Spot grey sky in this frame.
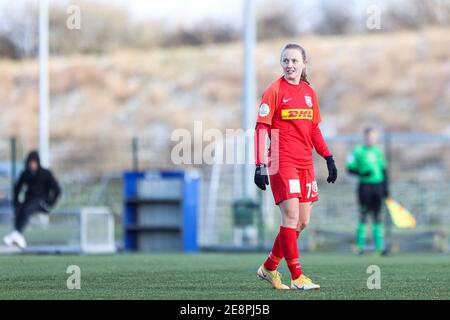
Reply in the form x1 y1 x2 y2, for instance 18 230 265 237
0 0 390 31
0 0 321 27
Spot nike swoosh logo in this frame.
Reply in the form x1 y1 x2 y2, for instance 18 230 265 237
283 98 292 103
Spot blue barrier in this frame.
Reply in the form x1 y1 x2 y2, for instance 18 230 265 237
123 170 199 252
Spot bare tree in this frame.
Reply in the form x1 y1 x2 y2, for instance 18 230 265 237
49 0 133 55
257 0 300 40
162 20 238 47
0 1 38 58
314 0 355 35
386 0 450 30
0 35 19 59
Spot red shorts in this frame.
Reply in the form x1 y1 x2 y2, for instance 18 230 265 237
269 167 319 204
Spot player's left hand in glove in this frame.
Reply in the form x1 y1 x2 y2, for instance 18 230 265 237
383 186 389 199
254 164 269 190
382 169 389 198
382 180 389 198
39 200 52 214
325 156 338 183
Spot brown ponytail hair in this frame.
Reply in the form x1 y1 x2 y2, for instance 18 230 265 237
281 43 309 84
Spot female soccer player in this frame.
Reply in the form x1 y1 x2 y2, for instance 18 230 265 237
254 43 337 290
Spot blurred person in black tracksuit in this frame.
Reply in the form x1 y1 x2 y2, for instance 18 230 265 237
3 151 61 249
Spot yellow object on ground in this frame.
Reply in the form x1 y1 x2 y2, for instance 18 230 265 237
385 198 416 228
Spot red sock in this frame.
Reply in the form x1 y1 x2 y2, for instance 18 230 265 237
263 231 301 271
279 226 302 280
264 233 283 271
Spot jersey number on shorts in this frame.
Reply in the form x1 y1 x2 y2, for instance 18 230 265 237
306 181 318 198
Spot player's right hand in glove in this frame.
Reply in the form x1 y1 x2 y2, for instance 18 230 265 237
359 170 373 177
347 168 372 177
254 164 269 190
325 156 338 183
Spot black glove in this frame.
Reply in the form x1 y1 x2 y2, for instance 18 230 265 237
325 156 338 183
39 200 52 213
254 164 269 190
348 168 372 177
382 169 389 198
383 185 389 198
359 170 373 177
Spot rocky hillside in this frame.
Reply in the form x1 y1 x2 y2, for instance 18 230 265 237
0 27 449 177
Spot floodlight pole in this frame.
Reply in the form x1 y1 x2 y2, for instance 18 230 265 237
243 0 256 199
39 0 50 167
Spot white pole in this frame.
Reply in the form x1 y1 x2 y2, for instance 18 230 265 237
205 145 223 245
39 0 50 167
243 0 256 199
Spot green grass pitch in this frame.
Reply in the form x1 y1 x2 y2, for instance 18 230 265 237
0 253 449 299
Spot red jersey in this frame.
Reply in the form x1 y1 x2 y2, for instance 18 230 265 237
255 76 331 169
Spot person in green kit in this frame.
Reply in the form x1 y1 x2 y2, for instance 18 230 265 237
347 127 389 256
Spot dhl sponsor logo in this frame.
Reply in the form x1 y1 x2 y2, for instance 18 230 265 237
281 109 313 120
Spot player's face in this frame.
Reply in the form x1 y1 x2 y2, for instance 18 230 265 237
28 160 38 172
280 49 305 84
365 130 379 146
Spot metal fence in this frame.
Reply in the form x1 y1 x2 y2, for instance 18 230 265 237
198 133 450 250
0 133 449 249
